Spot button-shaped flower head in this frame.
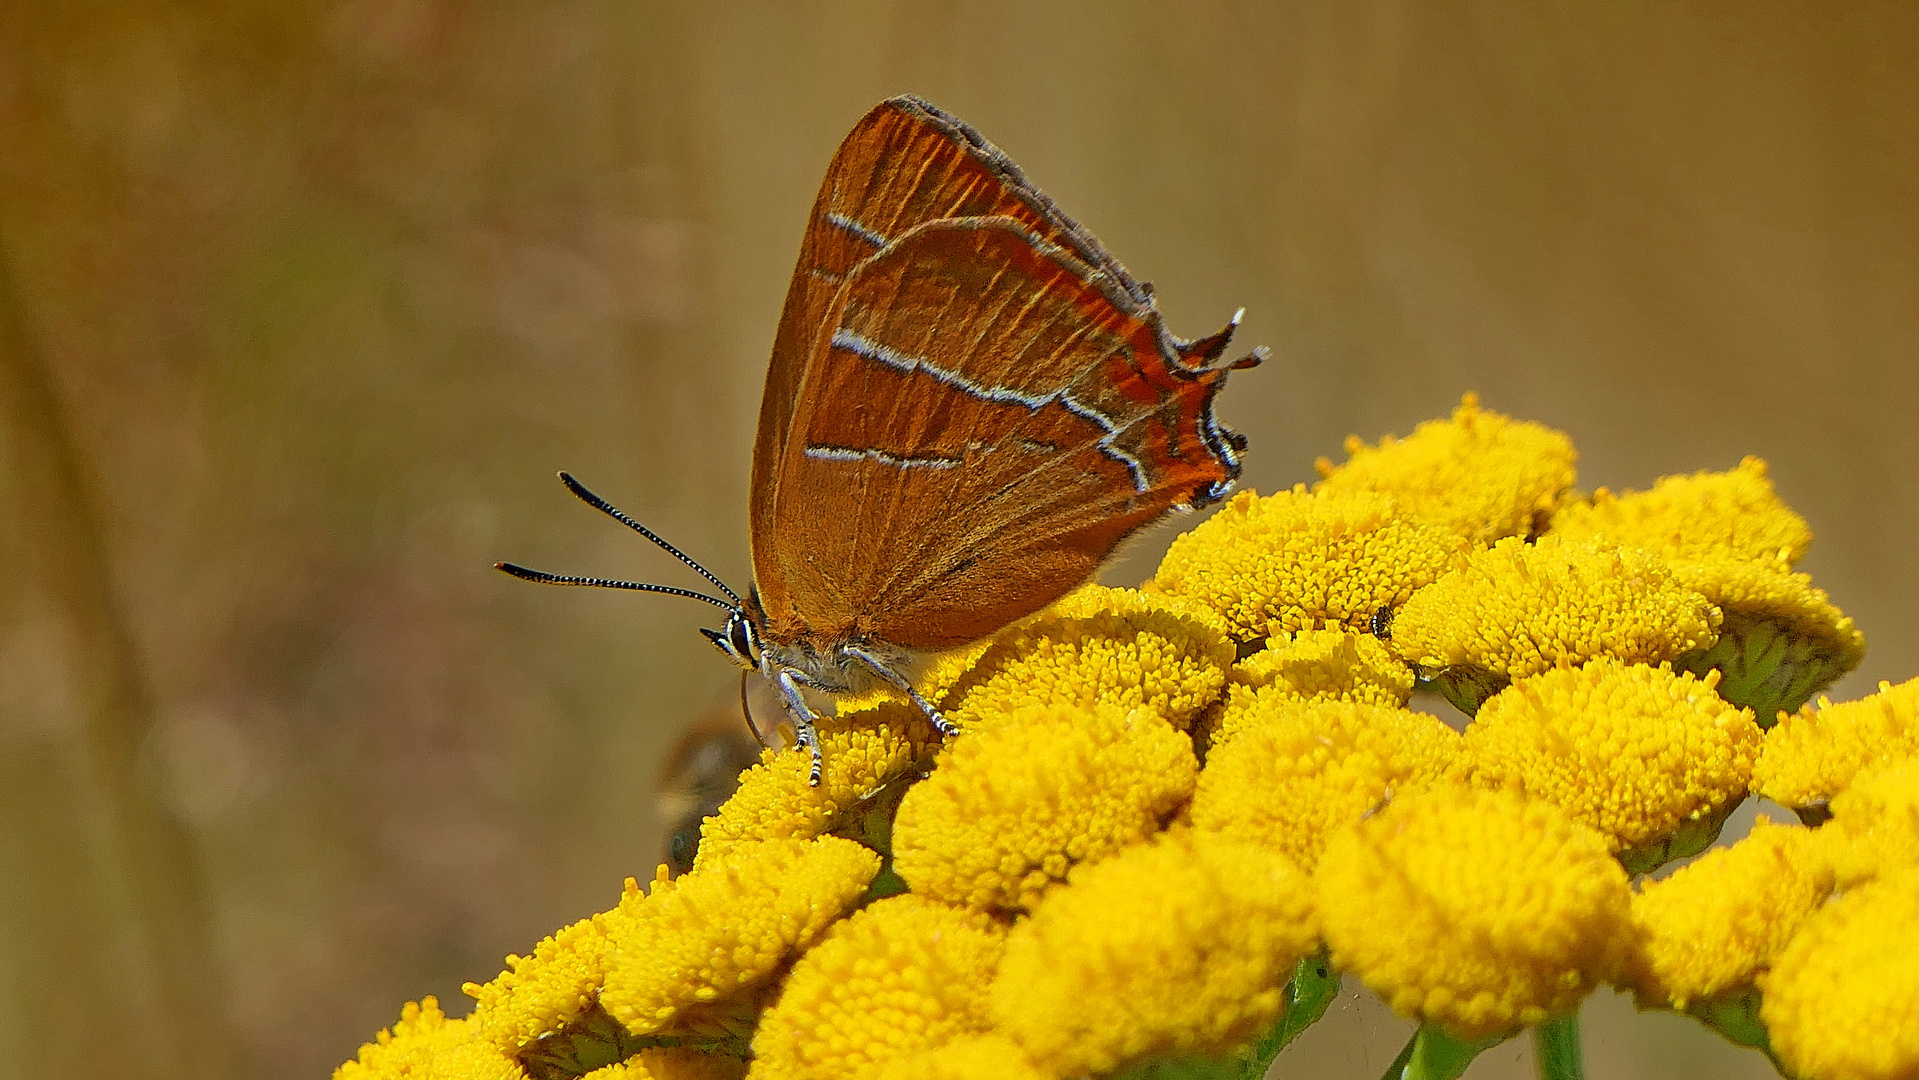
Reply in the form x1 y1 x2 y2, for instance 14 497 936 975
1315 787 1632 1039
1155 485 1470 645
1391 534 1720 713
1314 393 1577 544
1466 659 1762 871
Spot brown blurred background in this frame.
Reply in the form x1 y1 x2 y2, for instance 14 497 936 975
1 3 1913 1079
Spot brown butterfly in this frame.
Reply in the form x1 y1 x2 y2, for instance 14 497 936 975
501 96 1262 783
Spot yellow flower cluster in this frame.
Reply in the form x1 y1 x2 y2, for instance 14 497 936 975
340 399 1907 1080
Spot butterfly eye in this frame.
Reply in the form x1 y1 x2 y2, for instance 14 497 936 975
728 614 759 666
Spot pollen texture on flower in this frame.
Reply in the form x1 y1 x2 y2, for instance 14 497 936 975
1192 698 1464 871
873 1034 1052 1080
1315 786 1632 1040
891 703 1197 912
1314 393 1577 544
1617 819 1833 1008
1222 627 1415 723
335 997 526 1080
991 831 1318 1077
750 895 1004 1080
597 837 878 1038
1753 677 1919 810
1155 485 1471 643
1761 868 1919 1080
1548 457 1810 566
693 712 924 869
1822 757 1919 886
1465 659 1761 861
464 910 611 1053
1391 534 1720 687
943 585 1233 731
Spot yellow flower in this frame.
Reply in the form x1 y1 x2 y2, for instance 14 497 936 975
1191 698 1464 871
832 640 996 718
335 997 526 1080
942 586 1233 732
580 1048 746 1079
1389 535 1720 712
1465 660 1762 871
1546 459 1856 719
991 831 1318 1077
891 703 1196 912
694 710 925 869
1753 676 1919 811
1154 486 1469 642
1617 819 1833 1008
1761 868 1919 1080
1822 757 1919 886
1668 561 1865 721
464 907 612 1053
597 837 879 1040
1547 457 1811 567
750 895 1004 1080
1224 627 1415 717
1314 787 1631 1040
1315 393 1577 544
873 1035 1052 1080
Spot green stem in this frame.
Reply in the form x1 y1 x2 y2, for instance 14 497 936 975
1238 951 1342 1078
1378 1023 1503 1080
1534 1013 1585 1080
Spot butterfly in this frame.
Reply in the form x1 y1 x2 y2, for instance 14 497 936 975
501 95 1263 783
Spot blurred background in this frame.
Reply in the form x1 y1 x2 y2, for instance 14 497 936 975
1 3 1913 1078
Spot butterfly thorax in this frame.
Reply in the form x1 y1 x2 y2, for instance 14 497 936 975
710 590 918 700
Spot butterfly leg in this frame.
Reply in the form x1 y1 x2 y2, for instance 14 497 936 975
772 668 826 786
842 646 960 738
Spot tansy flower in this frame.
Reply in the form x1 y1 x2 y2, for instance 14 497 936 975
1224 627 1415 718
1389 534 1721 713
1752 676 1919 813
941 585 1233 732
1760 868 1919 1080
693 710 926 869
1547 457 1811 567
1668 562 1865 722
1314 393 1577 544
873 1035 1052 1080
336 997 526 1080
580 1048 747 1079
1616 819 1833 1009
465 908 612 1054
991 830 1318 1077
1154 485 1468 642
1190 698 1464 871
597 837 878 1041
1465 660 1762 872
890 703 1196 912
1821 757 1919 886
1314 787 1632 1040
1545 459 1859 718
749 895 1004 1080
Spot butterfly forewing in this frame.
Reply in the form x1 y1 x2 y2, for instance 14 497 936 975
752 96 1140 543
753 218 1241 650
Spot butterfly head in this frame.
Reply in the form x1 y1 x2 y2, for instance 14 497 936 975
702 606 764 674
